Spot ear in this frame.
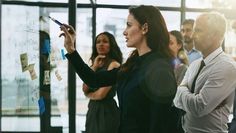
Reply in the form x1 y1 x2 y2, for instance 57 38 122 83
142 23 148 34
177 43 182 50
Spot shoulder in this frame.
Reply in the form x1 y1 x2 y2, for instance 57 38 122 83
142 57 177 104
177 64 188 71
215 54 236 71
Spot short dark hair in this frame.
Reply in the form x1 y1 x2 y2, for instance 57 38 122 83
182 19 195 27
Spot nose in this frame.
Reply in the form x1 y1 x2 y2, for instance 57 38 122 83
182 31 187 37
123 30 127 36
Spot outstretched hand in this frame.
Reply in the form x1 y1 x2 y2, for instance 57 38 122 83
59 24 76 54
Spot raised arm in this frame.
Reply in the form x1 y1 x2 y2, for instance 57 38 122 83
60 24 118 88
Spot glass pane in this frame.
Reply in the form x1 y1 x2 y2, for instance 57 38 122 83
96 8 131 60
3 0 67 2
75 8 93 133
225 20 236 57
186 0 212 8
97 0 180 7
46 9 69 132
186 0 235 9
185 12 203 20
161 11 181 31
1 5 40 131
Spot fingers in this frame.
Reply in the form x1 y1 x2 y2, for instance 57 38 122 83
96 55 106 59
60 25 70 37
62 24 75 34
59 33 65 38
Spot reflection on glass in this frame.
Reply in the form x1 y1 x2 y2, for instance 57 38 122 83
1 5 40 131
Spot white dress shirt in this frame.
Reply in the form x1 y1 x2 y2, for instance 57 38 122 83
174 47 236 133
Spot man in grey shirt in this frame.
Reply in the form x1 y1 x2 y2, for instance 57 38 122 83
174 12 236 133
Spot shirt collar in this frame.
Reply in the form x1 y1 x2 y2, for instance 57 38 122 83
203 47 223 65
185 48 198 54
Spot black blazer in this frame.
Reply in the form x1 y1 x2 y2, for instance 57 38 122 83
66 51 177 133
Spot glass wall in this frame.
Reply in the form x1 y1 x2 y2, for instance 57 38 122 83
1 0 236 132
1 5 40 131
75 8 93 132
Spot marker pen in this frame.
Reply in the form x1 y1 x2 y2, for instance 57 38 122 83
49 16 63 26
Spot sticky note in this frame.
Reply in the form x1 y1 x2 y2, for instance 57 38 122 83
38 97 45 115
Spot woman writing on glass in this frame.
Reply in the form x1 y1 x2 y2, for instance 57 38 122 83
60 5 177 133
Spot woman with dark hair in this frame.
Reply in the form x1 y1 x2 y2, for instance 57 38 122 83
83 32 122 133
169 30 188 85
60 5 177 133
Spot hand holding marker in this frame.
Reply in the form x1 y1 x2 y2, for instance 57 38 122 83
49 16 66 59
49 16 63 26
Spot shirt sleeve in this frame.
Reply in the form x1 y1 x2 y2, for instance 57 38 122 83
65 51 118 89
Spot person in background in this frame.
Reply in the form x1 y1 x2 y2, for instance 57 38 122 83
174 12 236 133
82 32 122 133
60 5 178 133
181 19 202 64
169 30 188 85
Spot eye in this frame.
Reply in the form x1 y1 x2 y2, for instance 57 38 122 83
127 22 131 27
96 40 100 44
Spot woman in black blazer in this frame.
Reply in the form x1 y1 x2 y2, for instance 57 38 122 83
60 5 177 133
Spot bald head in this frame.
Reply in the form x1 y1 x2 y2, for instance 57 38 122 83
192 12 226 57
197 12 226 41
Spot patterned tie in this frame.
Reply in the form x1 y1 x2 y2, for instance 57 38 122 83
191 60 205 93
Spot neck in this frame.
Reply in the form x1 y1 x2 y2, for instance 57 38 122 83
184 42 193 52
137 43 151 56
202 45 220 59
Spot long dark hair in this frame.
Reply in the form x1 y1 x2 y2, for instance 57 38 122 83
90 32 123 65
170 30 189 65
121 5 173 72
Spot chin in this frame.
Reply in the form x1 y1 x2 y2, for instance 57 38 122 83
126 43 134 48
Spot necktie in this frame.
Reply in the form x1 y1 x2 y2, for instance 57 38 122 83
191 60 205 93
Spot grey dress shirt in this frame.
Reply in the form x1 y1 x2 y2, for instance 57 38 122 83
174 47 236 133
